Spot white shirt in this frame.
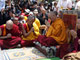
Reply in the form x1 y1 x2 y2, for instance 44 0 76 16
75 1 80 10
57 0 72 11
54 6 57 11
0 0 5 11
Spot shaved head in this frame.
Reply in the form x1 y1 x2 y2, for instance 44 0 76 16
48 11 57 17
27 15 35 26
28 15 35 23
48 11 57 22
12 17 18 25
6 20 13 30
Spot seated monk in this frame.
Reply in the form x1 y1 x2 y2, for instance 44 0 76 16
35 11 67 47
21 15 41 47
56 20 80 58
0 20 22 49
70 20 80 52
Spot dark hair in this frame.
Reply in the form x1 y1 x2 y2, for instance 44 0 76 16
54 2 57 6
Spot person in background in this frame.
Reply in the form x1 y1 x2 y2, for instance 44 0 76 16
57 0 72 12
38 7 48 34
53 2 57 11
33 9 39 18
75 0 80 10
38 8 48 25
47 3 53 13
19 15 26 24
0 0 5 12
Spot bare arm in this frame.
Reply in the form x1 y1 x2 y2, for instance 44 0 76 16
22 25 34 37
70 30 77 39
24 28 34 37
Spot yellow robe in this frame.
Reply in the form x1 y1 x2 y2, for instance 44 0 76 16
3 24 6 36
46 18 67 44
22 18 40 40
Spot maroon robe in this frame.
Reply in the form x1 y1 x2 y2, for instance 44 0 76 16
17 23 23 32
56 29 80 58
21 23 35 47
73 29 80 51
35 35 58 47
0 24 22 49
56 44 71 58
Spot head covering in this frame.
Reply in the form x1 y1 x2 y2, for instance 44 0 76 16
29 12 34 16
33 9 38 14
25 9 30 14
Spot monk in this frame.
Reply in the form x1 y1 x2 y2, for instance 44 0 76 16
70 20 80 52
35 11 67 47
56 19 80 58
56 30 79 59
0 20 22 49
21 15 41 47
12 17 23 32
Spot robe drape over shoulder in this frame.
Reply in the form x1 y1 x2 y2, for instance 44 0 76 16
35 18 67 47
46 18 67 44
73 29 80 51
0 24 22 49
22 18 40 40
21 18 40 47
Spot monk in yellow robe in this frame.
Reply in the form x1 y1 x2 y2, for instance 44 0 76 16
21 15 40 47
35 11 67 47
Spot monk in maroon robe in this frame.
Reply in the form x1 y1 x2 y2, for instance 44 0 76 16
56 29 80 58
0 20 22 49
73 29 80 51
12 17 23 32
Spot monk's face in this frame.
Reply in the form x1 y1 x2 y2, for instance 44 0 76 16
6 24 13 30
28 18 35 25
13 20 18 25
48 13 56 22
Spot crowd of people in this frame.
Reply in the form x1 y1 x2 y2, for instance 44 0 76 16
0 0 80 59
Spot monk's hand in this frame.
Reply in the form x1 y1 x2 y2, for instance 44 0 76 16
1 8 5 13
43 15 45 19
70 30 77 38
31 27 34 32
45 20 50 27
7 33 12 38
